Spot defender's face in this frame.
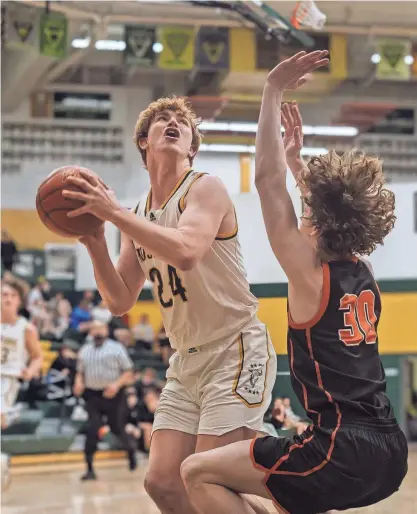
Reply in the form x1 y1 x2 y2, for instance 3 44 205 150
146 109 193 163
1 285 21 314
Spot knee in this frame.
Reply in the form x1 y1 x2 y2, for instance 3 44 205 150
180 454 205 492
144 468 185 504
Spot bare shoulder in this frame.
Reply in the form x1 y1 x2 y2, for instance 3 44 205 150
191 174 229 198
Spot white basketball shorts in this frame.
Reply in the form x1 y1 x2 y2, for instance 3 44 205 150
152 318 277 436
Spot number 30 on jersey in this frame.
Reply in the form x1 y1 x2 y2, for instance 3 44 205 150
338 290 377 346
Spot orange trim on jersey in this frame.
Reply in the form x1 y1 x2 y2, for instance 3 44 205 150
145 168 193 216
288 262 330 330
178 172 207 213
216 207 238 240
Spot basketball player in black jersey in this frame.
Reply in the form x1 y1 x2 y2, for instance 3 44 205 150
180 50 408 514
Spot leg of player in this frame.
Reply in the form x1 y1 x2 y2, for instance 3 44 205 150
144 429 197 514
195 430 271 514
181 439 274 514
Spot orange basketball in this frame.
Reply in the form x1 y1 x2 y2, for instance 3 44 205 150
36 166 103 238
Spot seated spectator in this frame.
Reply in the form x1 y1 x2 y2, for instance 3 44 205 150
114 326 135 353
67 298 92 342
49 340 78 386
132 314 155 352
266 397 308 436
91 300 112 325
282 396 301 423
49 292 72 318
157 324 172 364
27 277 51 315
82 290 96 309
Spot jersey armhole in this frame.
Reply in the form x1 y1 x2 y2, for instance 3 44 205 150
178 172 207 214
216 207 238 240
288 263 331 330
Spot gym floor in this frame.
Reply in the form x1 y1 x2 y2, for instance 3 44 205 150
2 447 416 514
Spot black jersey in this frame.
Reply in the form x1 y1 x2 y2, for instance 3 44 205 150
288 258 393 429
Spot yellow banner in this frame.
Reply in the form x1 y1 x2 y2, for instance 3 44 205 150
376 38 411 81
158 27 195 70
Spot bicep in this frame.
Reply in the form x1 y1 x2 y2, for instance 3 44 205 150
116 232 145 295
177 177 230 252
257 178 317 284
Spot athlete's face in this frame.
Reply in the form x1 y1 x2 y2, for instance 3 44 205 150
144 109 195 165
1 284 21 315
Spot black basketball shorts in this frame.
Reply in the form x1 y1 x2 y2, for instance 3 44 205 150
251 421 408 514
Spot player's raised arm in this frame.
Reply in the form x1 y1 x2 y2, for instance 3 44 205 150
255 50 328 284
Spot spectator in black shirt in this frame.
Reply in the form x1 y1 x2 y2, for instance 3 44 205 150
1 230 18 272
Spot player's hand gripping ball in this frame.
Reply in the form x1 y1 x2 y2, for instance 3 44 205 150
36 166 104 237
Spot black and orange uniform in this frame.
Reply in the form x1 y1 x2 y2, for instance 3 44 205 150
252 259 408 514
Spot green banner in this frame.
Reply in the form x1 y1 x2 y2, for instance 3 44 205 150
39 13 67 58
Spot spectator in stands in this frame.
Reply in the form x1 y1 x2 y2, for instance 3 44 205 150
157 324 172 364
49 340 78 387
137 385 161 454
27 277 51 316
49 292 72 319
282 396 301 423
91 300 112 325
68 298 92 342
82 290 96 309
132 314 155 351
74 321 136 480
1 229 18 272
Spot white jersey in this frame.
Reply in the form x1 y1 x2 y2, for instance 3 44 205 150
1 317 29 377
134 169 258 351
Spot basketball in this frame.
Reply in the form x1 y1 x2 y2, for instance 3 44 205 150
36 166 104 238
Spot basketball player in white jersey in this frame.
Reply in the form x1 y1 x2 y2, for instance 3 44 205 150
62 96 277 514
1 281 43 490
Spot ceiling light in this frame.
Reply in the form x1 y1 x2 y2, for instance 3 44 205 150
72 38 91 49
199 121 358 137
95 39 126 51
199 144 327 156
371 53 381 64
152 42 164 53
404 55 414 65
71 38 126 51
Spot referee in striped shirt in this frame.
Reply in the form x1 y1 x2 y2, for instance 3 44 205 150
74 321 136 480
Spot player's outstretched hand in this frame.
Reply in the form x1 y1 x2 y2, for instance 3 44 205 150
282 102 304 161
266 50 329 92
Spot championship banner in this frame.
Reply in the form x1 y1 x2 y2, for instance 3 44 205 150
196 27 229 70
376 38 411 81
124 25 156 66
158 26 195 70
5 5 38 49
39 13 67 58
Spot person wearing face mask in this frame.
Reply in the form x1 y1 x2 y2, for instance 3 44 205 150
74 321 136 480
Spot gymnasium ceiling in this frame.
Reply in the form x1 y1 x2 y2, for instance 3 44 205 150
3 1 417 128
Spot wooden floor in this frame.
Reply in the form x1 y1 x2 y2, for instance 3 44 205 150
2 447 416 514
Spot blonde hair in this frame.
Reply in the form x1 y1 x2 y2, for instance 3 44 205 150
133 96 202 166
301 149 396 257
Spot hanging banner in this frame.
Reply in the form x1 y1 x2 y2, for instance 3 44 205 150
39 13 67 58
5 5 38 49
158 26 195 70
196 27 229 70
124 25 156 66
376 38 411 81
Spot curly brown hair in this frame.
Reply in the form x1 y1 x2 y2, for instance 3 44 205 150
133 96 202 166
300 149 396 258
2 280 26 304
